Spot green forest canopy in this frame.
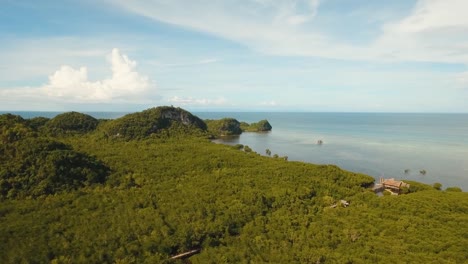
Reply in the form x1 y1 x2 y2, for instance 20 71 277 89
0 107 467 263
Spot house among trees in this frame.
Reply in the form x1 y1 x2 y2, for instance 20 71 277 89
379 177 410 194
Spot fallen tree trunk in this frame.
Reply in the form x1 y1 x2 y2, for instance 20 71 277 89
170 249 201 260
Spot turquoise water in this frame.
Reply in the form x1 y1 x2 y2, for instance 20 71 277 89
3 111 468 190
197 112 468 190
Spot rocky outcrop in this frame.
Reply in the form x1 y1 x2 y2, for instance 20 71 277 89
254 120 272 131
159 106 207 129
240 119 272 132
206 118 242 136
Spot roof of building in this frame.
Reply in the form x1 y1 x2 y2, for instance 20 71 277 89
382 178 410 189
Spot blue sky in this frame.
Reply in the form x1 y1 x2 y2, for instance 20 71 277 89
1 0 468 112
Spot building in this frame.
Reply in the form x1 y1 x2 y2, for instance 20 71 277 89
379 178 410 194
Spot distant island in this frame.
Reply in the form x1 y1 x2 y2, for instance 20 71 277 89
0 106 466 263
205 118 272 136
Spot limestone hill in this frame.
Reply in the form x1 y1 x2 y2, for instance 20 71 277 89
101 106 207 139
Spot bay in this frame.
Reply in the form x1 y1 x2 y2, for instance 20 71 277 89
3 111 467 190
197 112 468 191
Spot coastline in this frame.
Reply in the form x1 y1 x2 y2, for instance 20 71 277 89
2 110 467 190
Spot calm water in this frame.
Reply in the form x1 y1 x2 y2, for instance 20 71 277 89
197 112 468 190
3 111 468 190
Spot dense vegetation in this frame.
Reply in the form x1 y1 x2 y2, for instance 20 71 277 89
0 114 109 199
240 119 272 132
0 137 109 199
205 118 242 136
45 112 99 135
1 108 467 263
206 118 272 136
100 106 207 140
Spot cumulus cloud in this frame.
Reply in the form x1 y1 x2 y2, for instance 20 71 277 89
42 48 150 101
1 48 152 105
168 96 227 106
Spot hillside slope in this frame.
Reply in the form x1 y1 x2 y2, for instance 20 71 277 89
0 108 467 263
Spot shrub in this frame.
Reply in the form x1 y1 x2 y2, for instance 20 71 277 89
445 187 462 192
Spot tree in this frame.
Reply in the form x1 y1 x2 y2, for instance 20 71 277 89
265 149 271 156
433 182 442 191
445 186 462 192
233 144 244 150
45 111 99 135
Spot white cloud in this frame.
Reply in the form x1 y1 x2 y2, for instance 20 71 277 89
148 58 220 68
109 0 328 56
456 71 468 89
0 37 122 83
168 96 227 106
110 0 468 64
374 0 468 63
260 100 278 106
1 48 153 105
198 58 219 64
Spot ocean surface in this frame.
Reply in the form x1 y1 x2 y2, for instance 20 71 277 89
196 112 468 191
3 111 468 190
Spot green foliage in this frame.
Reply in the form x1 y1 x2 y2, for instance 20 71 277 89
0 136 109 199
404 180 433 193
207 119 272 136
433 182 442 190
241 119 272 132
205 118 242 136
0 109 467 263
446 187 462 192
400 186 410 194
101 106 207 139
45 112 99 135
0 114 36 143
27 116 50 131
233 144 244 150
243 145 253 152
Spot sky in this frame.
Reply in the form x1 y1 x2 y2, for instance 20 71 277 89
1 0 468 112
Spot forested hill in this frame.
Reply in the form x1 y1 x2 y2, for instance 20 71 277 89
0 107 467 263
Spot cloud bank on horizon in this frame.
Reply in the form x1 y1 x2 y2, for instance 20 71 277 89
1 0 468 112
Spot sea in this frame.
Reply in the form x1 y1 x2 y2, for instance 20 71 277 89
3 111 468 190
